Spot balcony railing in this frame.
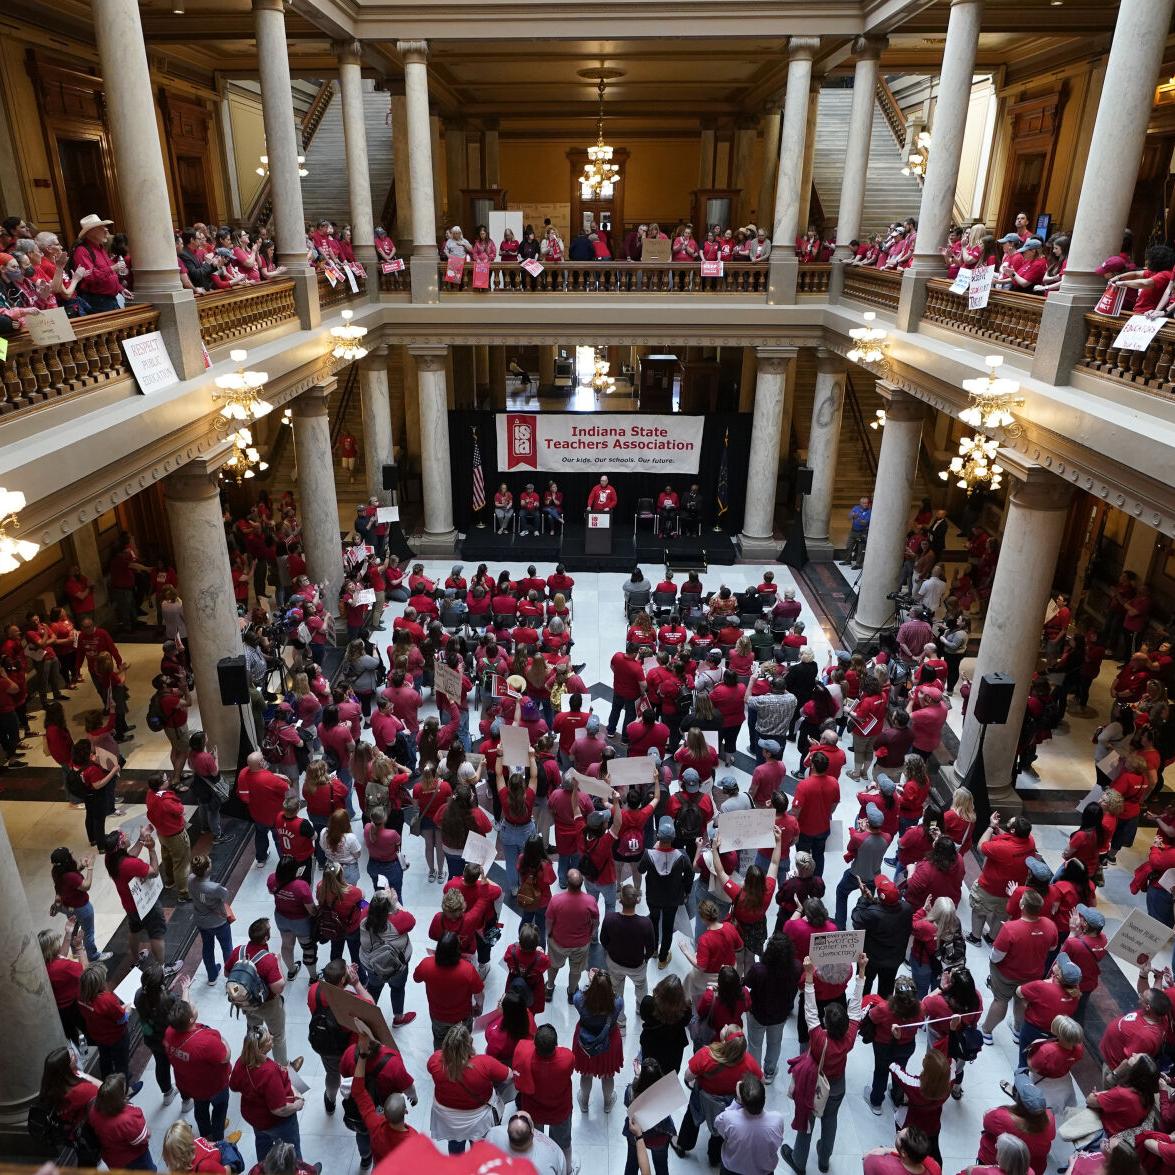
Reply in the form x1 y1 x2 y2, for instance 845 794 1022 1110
436 260 769 294
842 266 903 313
0 306 160 415
378 266 410 294
318 268 367 310
197 279 298 350
922 278 1043 353
797 264 832 296
1081 312 1175 398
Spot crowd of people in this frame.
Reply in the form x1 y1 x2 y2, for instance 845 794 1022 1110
18 471 1175 1175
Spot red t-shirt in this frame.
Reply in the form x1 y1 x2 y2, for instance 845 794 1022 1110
582 830 618 886
687 1049 762 1096
1095 1085 1147 1135
1132 269 1172 314
794 773 840 836
164 1024 231 1099
695 921 743 972
977 1106 1055 1175
230 1058 293 1131
514 1042 575 1124
976 833 1036 894
426 1053 509 1109
1101 1011 1165 1070
1027 1038 1082 1080
611 653 645 700
412 957 484 1023
1018 978 1079 1031
48 956 84 1008
724 876 777 925
146 788 186 837
110 855 151 917
89 1104 150 1167
226 943 282 995
992 917 1058 983
80 990 127 1045
55 869 89 910
553 711 590 756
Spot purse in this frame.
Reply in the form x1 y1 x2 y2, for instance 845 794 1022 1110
812 1038 831 1118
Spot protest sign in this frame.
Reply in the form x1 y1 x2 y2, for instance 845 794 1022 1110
628 1072 689 1133
460 830 498 874
376 506 400 523
809 930 866 968
967 265 994 310
948 269 973 296
607 757 655 790
571 773 614 802
1106 908 1174 967
129 873 163 920
1111 314 1167 352
320 981 395 1046
716 808 777 852
497 724 531 769
434 662 463 702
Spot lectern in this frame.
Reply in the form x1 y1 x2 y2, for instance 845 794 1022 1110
585 511 612 555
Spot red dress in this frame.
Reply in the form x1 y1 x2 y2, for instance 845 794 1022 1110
571 995 624 1076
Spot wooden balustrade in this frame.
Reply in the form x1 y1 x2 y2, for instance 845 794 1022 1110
436 260 769 294
196 279 297 349
0 306 160 414
842 266 902 312
922 278 1043 353
1081 312 1175 397
318 268 366 309
797 264 832 295
378 266 410 293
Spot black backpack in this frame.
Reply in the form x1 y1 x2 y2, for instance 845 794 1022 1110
506 954 537 1008
146 692 166 733
674 800 704 846
308 987 352 1056
579 834 603 882
64 769 88 803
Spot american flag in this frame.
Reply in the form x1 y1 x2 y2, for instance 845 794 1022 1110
471 426 486 512
715 428 730 521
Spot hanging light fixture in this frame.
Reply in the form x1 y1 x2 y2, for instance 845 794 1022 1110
330 309 369 362
213 349 273 421
220 427 269 484
869 409 887 431
579 69 623 200
0 488 38 575
960 354 1025 437
257 153 308 179
901 130 931 178
939 432 1004 492
847 311 890 370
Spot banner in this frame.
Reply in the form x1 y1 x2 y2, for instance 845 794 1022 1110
495 413 704 475
700 260 724 278
809 930 866 968
472 262 491 290
1111 314 1166 352
967 265 995 310
444 255 465 284
130 873 163 920
380 259 405 274
1093 282 1126 317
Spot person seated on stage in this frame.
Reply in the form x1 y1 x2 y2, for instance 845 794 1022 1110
542 482 564 530
681 483 703 532
518 484 541 536
587 475 618 514
493 484 514 535
656 485 680 531
654 569 677 596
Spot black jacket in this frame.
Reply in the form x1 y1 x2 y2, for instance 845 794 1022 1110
639 846 692 908
568 235 595 261
851 896 914 969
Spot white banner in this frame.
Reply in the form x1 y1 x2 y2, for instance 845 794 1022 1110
1111 314 1166 352
495 413 705 475
967 265 995 311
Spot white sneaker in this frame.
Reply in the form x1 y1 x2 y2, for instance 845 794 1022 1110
162 1087 178 1106
181 1098 193 1113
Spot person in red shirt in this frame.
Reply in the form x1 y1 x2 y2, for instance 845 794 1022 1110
228 1026 304 1160
516 484 540 535
89 1074 154 1170
1111 244 1175 315
980 889 1057 1046
1014 952 1083 1067
412 931 485 1050
345 1024 418 1162
968 814 1036 944
427 1023 510 1155
238 752 291 867
792 751 841 876
974 1072 1056 1175
103 827 173 968
587 475 618 513
624 710 669 758
145 772 191 900
164 1000 232 1141
337 430 358 480
64 565 97 618
512 1024 576 1170
675 1025 764 1166
607 644 646 736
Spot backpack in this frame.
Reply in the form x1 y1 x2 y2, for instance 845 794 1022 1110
936 930 967 973
342 1052 394 1132
578 835 603 883
316 906 346 943
64 768 88 803
146 692 166 733
674 800 704 846
506 952 537 1008
615 825 645 863
515 870 542 910
308 987 352 1056
366 935 408 978
225 949 271 1009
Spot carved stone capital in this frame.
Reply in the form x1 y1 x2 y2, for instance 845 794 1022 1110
874 382 925 421
332 40 363 67
397 40 429 65
250 0 284 14
292 382 336 418
754 346 796 373
164 445 235 501
409 345 448 372
787 36 822 60
853 35 889 60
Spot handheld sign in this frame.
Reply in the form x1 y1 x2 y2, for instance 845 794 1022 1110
572 772 614 802
460 830 498 874
320 980 395 1046
497 724 531 770
628 1072 689 1133
129 873 163 920
716 808 777 852
809 930 866 968
1106 908 1174 967
607 757 654 790
1111 314 1166 353
434 662 463 702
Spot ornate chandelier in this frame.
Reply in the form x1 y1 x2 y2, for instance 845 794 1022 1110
869 409 887 431
331 308 369 363
0 488 38 574
221 427 269 483
901 130 931 179
213 349 273 421
257 153 308 179
940 432 1003 492
847 311 890 369
960 354 1025 438
580 72 622 200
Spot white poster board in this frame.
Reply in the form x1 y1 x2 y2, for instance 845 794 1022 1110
434 662 463 701
588 512 611 530
351 588 376 606
26 307 77 345
608 757 654 790
488 210 524 248
461 830 498 874
1111 314 1167 353
809 930 866 968
497 724 531 769
702 729 720 752
948 268 973 296
376 506 400 523
345 266 360 294
129 872 164 919
121 331 180 395
521 258 544 277
967 265 995 311
1106 907 1175 966
571 772 614 802
628 1072 689 1132
716 808 777 852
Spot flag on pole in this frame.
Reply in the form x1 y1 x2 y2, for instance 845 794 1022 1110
471 426 486 513
715 428 730 524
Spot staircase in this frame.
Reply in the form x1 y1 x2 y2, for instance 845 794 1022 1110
810 88 925 237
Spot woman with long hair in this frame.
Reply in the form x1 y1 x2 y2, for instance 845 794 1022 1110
411 763 452 883
674 1024 762 1165
133 960 179 1103
572 968 624 1112
908 895 963 998
228 1028 304 1164
639 974 693 1077
497 757 538 899
887 1047 953 1163
484 989 535 1075
673 724 720 782
427 1023 509 1155
711 826 782 970
358 888 415 1023
340 639 381 718
743 932 796 1083
622 1057 675 1175
89 1074 156 1170
94 650 131 739
861 974 922 1114
79 962 140 1087
161 1119 238 1174
40 926 85 1044
50 844 105 963
43 699 74 791
514 833 557 947
39 1046 102 1164
319 807 362 884
316 861 367 976
922 965 983 1098
439 781 492 879
943 785 976 852
266 855 318 982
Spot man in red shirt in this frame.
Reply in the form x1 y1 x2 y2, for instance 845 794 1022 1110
163 1000 232 1138
1099 989 1171 1071
586 476 618 513
226 917 289 1063
545 869 599 1000
103 828 176 970
145 773 191 900
607 644 646 736
624 710 669 757
552 692 589 765
981 889 1057 1045
349 1024 418 1161
792 750 840 876
1062 904 1107 1017
750 739 787 808
237 751 290 867
76 616 125 702
968 813 1036 944
513 1024 575 1172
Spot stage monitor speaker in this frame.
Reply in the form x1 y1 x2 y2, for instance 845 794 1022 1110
382 463 400 492
794 466 814 496
973 672 1015 725
217 655 250 707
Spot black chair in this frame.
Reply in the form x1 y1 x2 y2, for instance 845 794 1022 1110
492 612 516 630
651 590 677 617
633 497 657 540
739 612 763 629
780 644 801 664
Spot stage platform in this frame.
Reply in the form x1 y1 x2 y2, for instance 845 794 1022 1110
459 521 737 572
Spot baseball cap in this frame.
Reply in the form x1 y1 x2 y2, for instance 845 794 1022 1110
656 817 676 841
877 774 897 796
1055 953 1081 986
1075 904 1105 931
707 649 723 661
997 232 1021 245
682 768 701 793
759 738 781 756
1025 857 1052 883
586 714 601 734
586 811 608 832
865 803 885 828
1013 1072 1047 1114
874 875 900 904
718 776 739 795
1017 237 1043 253
521 698 539 719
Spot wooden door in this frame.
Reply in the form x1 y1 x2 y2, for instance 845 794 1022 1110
176 155 212 225
57 138 113 235
995 89 1064 233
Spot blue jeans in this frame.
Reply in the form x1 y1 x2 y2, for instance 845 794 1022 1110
367 967 409 1016
193 1088 230 1141
309 815 328 867
368 858 403 895
586 880 617 922
124 1153 157 1171
797 831 830 877
519 907 547 949
200 923 234 981
254 1115 301 1164
746 1015 785 1077
557 852 581 889
254 822 276 865
908 955 936 1000
200 796 223 839
834 869 860 931
1017 1021 1050 1070
73 899 101 961
500 821 535 897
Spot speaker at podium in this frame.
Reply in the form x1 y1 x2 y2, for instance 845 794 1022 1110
585 511 612 555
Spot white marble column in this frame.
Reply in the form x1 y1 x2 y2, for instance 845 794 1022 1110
397 40 440 303
410 346 456 552
955 467 1072 807
833 37 886 282
802 350 847 557
0 808 67 1134
738 347 794 556
897 0 984 330
91 0 203 378
444 120 467 225
164 455 256 761
1032 0 1175 384
797 79 822 234
293 385 346 608
253 0 318 328
756 109 782 230
335 40 376 269
361 345 396 504
849 387 924 642
768 37 820 304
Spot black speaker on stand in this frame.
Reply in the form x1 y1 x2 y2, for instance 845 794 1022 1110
381 462 415 562
216 656 256 791
779 466 813 568
961 673 1016 830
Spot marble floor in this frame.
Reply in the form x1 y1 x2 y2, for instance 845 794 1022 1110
8 557 1164 1173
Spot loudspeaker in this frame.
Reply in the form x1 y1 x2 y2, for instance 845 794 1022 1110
382 463 400 492
216 655 250 706
973 672 1015 725
794 466 814 496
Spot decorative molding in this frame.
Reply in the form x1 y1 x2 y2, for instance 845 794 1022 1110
397 40 430 65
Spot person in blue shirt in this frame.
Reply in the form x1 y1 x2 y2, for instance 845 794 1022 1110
848 497 872 569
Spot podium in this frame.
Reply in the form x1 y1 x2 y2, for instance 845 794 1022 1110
585 510 612 555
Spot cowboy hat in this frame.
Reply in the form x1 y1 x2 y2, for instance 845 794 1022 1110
78 214 113 234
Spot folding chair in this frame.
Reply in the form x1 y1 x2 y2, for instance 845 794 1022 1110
651 590 678 619
633 497 657 541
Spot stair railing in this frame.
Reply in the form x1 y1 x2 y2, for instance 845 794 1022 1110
844 371 879 477
875 77 907 153
329 361 361 451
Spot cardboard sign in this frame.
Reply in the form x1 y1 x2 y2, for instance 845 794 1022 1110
380 259 405 274
967 265 995 311
948 268 973 296
643 237 671 263
25 306 76 345
572 772 615 802
461 830 498 874
628 1072 689 1133
716 808 777 852
1111 314 1166 353
497 724 531 770
1106 907 1174 967
129 872 163 920
434 662 463 702
319 980 395 1046
702 729 720 752
444 255 466 284
1094 282 1126 317
376 506 400 523
472 262 492 290
608 757 655 790
350 588 376 606
700 260 724 278
809 929 866 968
521 258 544 277
345 266 360 294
